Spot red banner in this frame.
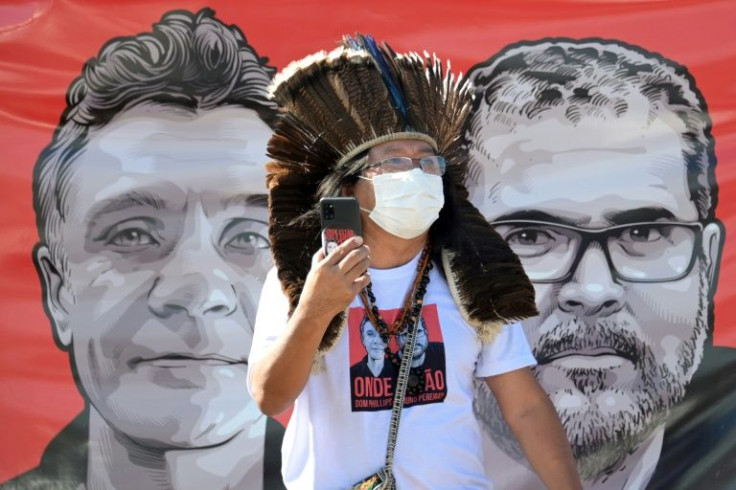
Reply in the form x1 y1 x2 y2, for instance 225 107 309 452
0 1 733 488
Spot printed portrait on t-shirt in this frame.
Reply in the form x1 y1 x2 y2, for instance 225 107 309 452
348 305 447 412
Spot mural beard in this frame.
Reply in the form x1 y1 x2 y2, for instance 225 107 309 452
474 264 709 480
537 317 676 480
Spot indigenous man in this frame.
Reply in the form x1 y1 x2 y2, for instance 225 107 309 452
248 35 582 489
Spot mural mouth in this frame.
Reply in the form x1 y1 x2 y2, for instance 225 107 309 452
128 354 245 369
535 320 645 369
537 347 637 366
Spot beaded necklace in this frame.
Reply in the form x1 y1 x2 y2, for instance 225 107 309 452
359 243 433 395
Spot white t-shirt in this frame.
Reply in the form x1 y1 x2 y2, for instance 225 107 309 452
249 253 536 489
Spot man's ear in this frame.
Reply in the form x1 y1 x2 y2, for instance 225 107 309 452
702 221 724 292
33 244 73 349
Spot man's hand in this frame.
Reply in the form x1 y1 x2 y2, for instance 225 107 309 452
296 236 371 323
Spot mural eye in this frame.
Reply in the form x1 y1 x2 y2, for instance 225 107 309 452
501 226 567 259
107 228 158 248
621 226 664 243
225 232 270 254
506 228 556 250
508 229 551 246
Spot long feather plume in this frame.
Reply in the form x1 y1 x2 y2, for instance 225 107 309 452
347 34 409 128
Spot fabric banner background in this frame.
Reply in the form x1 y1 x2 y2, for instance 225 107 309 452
0 1 734 487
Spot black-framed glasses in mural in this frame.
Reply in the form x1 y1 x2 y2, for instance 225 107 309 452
491 220 704 283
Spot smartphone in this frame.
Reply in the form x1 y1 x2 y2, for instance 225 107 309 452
320 197 363 255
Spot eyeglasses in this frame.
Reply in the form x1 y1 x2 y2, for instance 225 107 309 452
491 220 704 283
364 155 446 176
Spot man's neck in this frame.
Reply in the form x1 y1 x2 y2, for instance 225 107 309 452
86 407 266 490
482 422 665 490
584 426 664 490
363 218 428 269
367 357 384 375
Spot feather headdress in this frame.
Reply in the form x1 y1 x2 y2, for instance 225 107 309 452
266 35 538 359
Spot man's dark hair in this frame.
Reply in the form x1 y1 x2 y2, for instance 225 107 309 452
466 38 718 222
33 8 276 268
359 314 374 339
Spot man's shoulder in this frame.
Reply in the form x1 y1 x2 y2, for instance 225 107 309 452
648 345 736 489
0 412 88 490
0 467 80 490
350 359 369 376
422 342 446 370
425 342 444 358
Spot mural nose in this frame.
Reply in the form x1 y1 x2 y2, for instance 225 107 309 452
558 245 625 317
148 257 238 319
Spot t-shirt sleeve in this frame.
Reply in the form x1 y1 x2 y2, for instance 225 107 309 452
247 267 290 396
475 322 537 378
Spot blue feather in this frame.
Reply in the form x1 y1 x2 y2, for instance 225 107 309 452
347 34 409 127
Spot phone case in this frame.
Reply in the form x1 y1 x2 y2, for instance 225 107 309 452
320 197 363 255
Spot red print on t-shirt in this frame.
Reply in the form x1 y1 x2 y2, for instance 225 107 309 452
348 304 447 412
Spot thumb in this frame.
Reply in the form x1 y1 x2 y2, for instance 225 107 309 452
313 248 326 266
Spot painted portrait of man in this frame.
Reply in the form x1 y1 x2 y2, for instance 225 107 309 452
465 39 735 488
1 8 284 490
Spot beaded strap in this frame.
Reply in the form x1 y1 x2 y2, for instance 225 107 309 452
357 243 433 489
383 305 423 489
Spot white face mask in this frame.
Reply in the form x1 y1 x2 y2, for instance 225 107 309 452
362 168 444 239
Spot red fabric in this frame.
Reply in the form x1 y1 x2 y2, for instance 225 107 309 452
0 0 734 481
